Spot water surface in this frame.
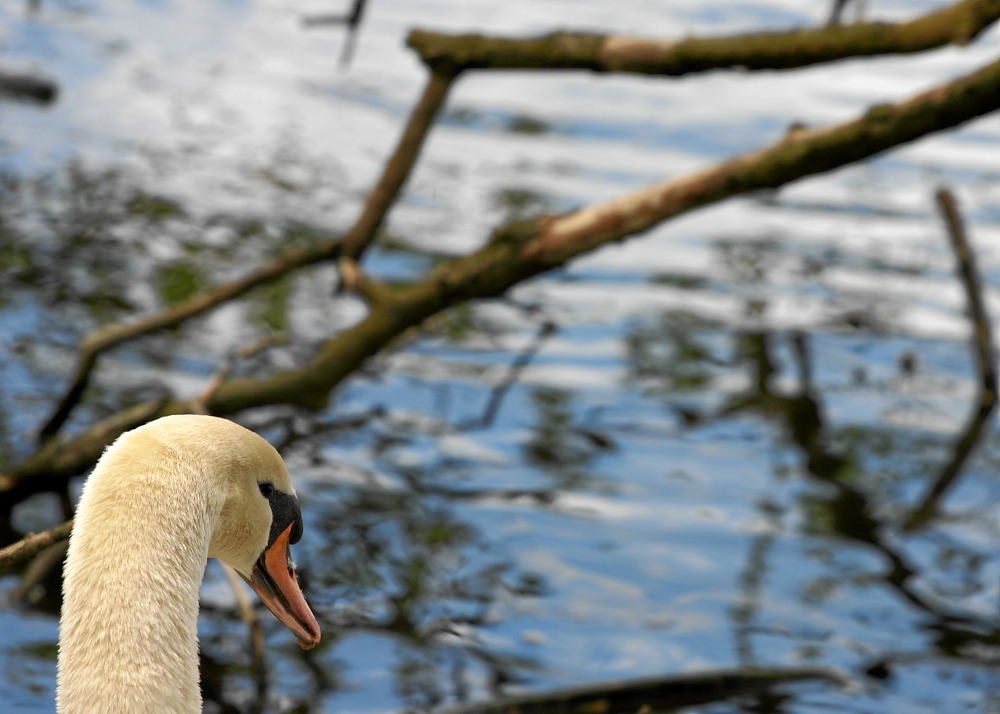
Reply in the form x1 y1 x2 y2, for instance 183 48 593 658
2 1 1000 712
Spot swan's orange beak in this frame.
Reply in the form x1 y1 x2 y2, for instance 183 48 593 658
244 523 321 649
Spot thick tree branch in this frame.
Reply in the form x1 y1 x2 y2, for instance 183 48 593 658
409 0 1000 75
153 51 1000 417
516 55 1000 267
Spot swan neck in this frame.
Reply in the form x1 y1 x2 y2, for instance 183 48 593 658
57 439 224 714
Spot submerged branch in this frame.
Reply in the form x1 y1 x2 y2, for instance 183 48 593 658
0 70 58 104
903 188 998 530
409 0 1000 75
937 188 999 400
438 666 847 714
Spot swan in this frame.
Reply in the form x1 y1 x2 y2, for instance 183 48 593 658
56 414 322 714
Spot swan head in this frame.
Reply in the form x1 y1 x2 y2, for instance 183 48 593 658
146 415 322 649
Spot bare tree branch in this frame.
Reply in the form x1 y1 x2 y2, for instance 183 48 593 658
37 73 453 443
302 0 369 67
516 58 1000 267
408 0 1000 76
150 51 1000 416
193 334 291 415
36 0 1000 451
11 21 1000 510
37 242 341 443
0 520 73 575
339 70 455 260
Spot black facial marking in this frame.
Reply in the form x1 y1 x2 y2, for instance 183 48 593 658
265 488 304 546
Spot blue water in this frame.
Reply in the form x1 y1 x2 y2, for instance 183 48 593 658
4 0 1000 712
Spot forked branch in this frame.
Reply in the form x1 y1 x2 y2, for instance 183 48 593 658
37 71 454 443
7 47 1000 509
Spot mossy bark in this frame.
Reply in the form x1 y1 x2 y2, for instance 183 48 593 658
409 0 1000 75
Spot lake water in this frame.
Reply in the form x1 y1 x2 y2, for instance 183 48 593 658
3 0 1000 712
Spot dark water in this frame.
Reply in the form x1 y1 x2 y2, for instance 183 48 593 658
3 1 1000 712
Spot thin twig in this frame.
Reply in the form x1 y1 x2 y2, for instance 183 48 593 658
302 0 369 67
466 320 556 429
302 0 366 28
903 188 998 530
37 242 339 443
0 519 73 575
937 189 999 399
827 0 864 26
193 333 291 414
220 563 268 706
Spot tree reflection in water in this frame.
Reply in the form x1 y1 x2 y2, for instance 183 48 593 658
192 307 1000 711
621 311 1000 710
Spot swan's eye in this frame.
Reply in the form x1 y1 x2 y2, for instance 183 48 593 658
258 482 275 499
